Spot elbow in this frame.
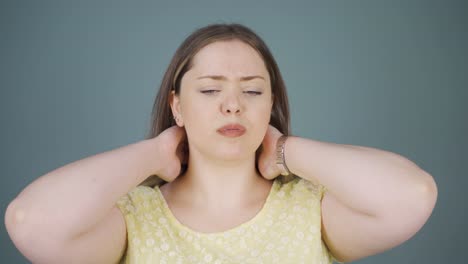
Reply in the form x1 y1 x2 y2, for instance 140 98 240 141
5 198 27 245
5 198 62 263
417 171 438 216
403 170 438 225
5 198 32 259
396 171 438 239
381 171 438 242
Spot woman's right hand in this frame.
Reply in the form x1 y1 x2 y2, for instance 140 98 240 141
152 126 188 182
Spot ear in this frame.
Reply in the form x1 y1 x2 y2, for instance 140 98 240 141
169 90 184 127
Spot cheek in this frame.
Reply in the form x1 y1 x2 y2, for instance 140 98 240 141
180 102 212 134
252 105 272 137
257 102 273 123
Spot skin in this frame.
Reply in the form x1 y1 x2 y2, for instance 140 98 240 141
3 39 284 263
166 39 437 262
4 39 437 263
166 40 280 212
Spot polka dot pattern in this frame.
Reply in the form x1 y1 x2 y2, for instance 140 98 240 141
116 176 338 263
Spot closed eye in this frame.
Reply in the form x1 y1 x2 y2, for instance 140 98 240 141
200 90 220 94
200 90 262 95
244 91 262 95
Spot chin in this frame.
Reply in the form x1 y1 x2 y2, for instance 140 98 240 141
194 137 257 161
214 146 257 162
216 149 244 159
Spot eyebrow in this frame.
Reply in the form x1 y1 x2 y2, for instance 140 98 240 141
196 75 265 82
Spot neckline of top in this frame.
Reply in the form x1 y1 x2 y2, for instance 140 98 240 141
154 178 279 237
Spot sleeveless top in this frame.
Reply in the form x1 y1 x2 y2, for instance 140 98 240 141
116 176 340 263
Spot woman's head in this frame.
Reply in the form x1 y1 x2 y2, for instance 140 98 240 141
144 23 291 184
171 39 273 163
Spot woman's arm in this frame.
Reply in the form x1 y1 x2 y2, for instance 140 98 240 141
285 136 438 262
4 126 185 263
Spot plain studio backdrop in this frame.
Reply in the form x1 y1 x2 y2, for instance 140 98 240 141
1 1 466 263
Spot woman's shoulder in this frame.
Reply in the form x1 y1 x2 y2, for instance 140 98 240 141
115 185 160 216
119 185 157 201
275 175 327 202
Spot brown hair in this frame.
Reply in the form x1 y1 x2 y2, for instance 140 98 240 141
141 23 294 186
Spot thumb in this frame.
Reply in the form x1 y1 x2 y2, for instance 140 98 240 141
260 159 274 179
173 126 186 140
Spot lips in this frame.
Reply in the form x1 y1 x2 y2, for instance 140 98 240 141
217 123 246 137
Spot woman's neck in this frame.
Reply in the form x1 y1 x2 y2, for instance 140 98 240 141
164 153 272 211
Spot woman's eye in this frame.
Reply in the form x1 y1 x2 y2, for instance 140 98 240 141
201 90 220 94
244 91 262 95
200 90 262 95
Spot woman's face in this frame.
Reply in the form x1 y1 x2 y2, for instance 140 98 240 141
171 40 273 161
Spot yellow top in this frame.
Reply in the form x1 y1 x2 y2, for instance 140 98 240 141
116 176 340 263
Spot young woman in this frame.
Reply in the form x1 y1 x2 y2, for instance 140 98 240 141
5 23 437 263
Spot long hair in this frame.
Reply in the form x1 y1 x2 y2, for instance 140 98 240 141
141 23 294 186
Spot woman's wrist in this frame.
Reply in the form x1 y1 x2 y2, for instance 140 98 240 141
143 137 165 177
276 135 292 176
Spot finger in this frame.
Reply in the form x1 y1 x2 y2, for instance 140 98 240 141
176 134 189 164
172 126 186 140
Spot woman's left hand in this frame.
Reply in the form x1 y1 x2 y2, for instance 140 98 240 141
258 125 284 180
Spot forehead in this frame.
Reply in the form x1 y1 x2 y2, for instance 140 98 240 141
189 40 268 77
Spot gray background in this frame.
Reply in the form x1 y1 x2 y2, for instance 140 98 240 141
1 0 466 263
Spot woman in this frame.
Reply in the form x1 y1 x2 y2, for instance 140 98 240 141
5 23 437 263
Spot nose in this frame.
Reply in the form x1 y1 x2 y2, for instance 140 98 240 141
221 92 242 115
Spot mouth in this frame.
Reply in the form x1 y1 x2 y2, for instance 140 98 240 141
217 123 246 137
